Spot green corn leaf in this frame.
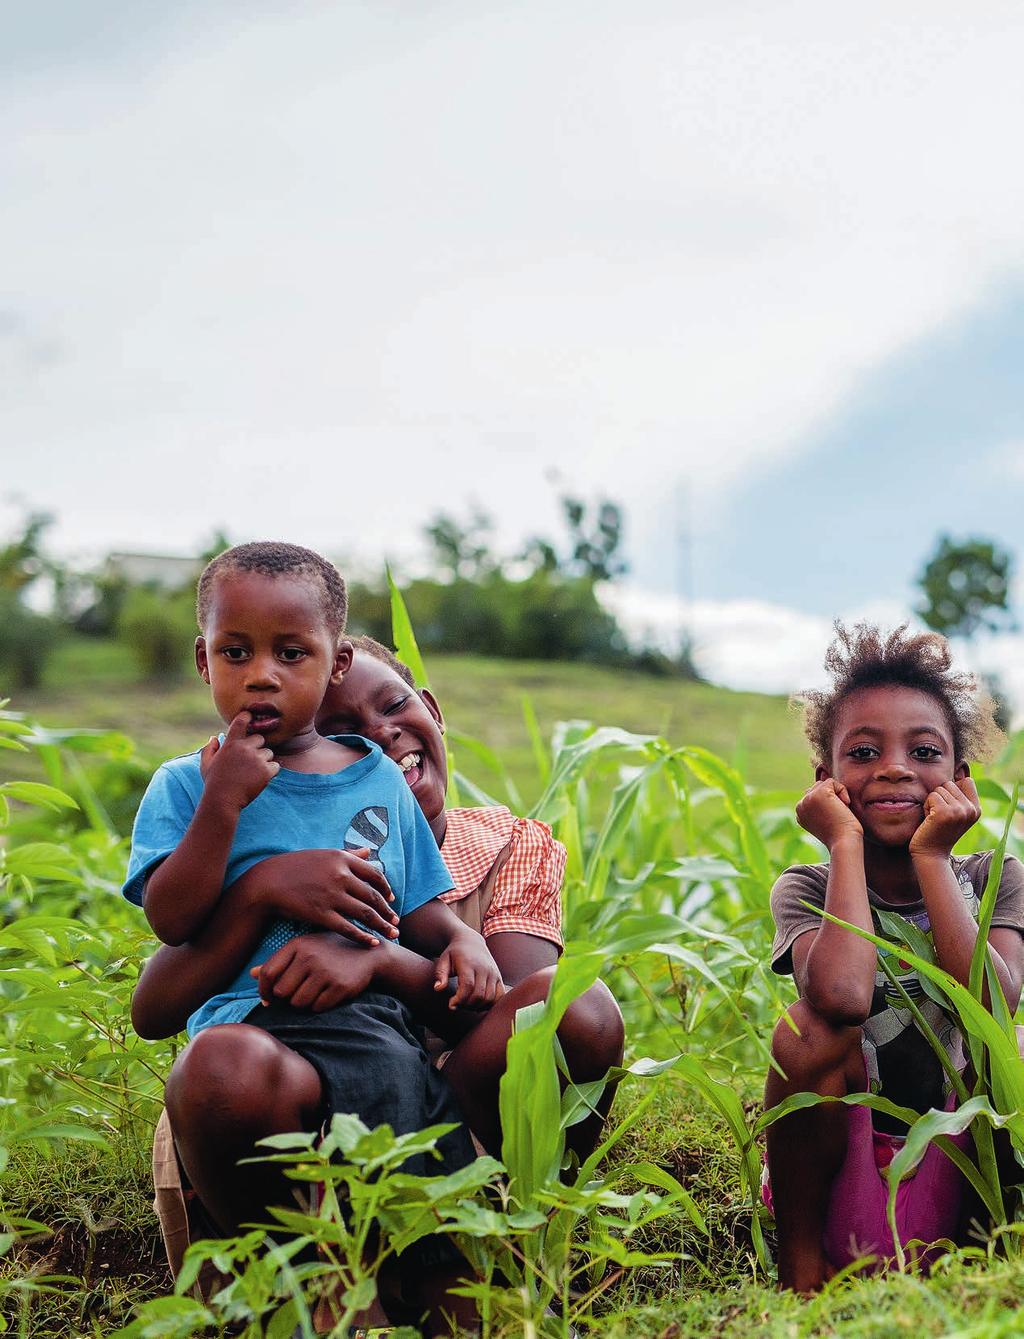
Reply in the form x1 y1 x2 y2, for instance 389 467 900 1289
620 1160 708 1234
521 693 551 784
969 783 1018 1003
387 566 430 689
678 746 773 898
884 1095 1014 1228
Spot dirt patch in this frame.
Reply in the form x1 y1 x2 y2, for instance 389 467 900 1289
14 1219 170 1292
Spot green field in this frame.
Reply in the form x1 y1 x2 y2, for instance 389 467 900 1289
5 639 1024 1337
19 635 812 802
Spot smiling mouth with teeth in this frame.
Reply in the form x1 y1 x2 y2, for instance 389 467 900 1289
396 752 422 777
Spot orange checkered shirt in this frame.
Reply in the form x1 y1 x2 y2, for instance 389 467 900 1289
437 806 565 949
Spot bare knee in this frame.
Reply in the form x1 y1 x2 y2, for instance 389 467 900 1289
498 967 625 1082
770 999 861 1089
558 982 625 1081
165 1024 321 1139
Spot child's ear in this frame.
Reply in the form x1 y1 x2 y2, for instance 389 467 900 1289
954 761 970 782
195 637 210 684
814 761 831 782
330 639 354 685
421 688 445 735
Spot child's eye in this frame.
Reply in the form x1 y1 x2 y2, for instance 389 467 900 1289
847 745 879 760
911 745 942 760
384 695 410 714
221 647 249 662
279 647 308 662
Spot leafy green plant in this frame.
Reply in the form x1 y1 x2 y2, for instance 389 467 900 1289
5 594 1024 1334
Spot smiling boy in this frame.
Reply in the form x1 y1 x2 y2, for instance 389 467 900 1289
122 544 503 1316
125 541 503 1035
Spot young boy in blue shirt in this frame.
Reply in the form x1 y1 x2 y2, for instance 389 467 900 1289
123 540 500 1329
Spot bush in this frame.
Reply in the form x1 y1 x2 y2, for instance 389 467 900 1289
350 573 631 665
0 593 61 689
117 587 197 679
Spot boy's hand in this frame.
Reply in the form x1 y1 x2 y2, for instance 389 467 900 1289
909 777 981 860
796 778 864 850
200 712 279 811
434 932 505 1010
250 847 400 947
251 934 381 1012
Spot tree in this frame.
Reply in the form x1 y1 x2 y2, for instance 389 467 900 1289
560 496 627 583
0 510 54 596
914 535 1013 640
0 510 60 688
424 508 496 582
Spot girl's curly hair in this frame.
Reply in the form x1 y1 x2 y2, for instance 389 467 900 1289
798 622 1002 766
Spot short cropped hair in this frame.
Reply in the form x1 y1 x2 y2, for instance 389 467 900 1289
351 635 415 687
196 541 348 639
798 622 1001 766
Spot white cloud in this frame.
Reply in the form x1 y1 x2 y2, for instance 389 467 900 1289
603 584 1024 726
602 585 899 694
3 2 1024 577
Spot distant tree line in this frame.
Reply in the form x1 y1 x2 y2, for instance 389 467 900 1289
0 500 696 689
3 510 1015 699
346 496 691 672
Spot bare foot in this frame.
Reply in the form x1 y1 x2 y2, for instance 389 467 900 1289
777 1245 836 1295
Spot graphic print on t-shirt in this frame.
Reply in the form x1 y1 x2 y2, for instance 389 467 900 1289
862 866 977 1130
344 806 389 876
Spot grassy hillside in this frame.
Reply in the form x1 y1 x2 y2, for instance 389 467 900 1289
15 635 812 804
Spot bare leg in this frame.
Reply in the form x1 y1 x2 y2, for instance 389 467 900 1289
443 968 624 1162
167 1023 474 1332
765 999 863 1293
164 1023 324 1233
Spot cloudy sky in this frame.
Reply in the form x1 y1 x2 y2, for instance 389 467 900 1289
5 2 1024 694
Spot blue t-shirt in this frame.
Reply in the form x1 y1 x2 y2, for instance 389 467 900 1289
123 736 453 1036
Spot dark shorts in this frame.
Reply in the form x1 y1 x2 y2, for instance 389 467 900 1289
246 991 476 1273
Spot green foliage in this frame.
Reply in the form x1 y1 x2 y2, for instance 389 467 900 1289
0 511 54 599
117 588 198 681
5 649 1024 1332
424 508 497 583
353 570 630 667
915 534 1014 640
557 494 626 582
0 593 61 690
0 511 65 690
350 493 663 671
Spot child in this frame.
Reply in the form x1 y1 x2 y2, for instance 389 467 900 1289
124 542 500 1327
764 623 1024 1293
133 636 624 1290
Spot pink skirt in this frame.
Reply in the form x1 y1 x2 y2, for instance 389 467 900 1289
763 1090 972 1272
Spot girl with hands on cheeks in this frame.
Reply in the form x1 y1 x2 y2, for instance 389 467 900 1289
763 625 1024 1295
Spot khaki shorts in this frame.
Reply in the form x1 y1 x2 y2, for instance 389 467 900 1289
153 1108 231 1302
